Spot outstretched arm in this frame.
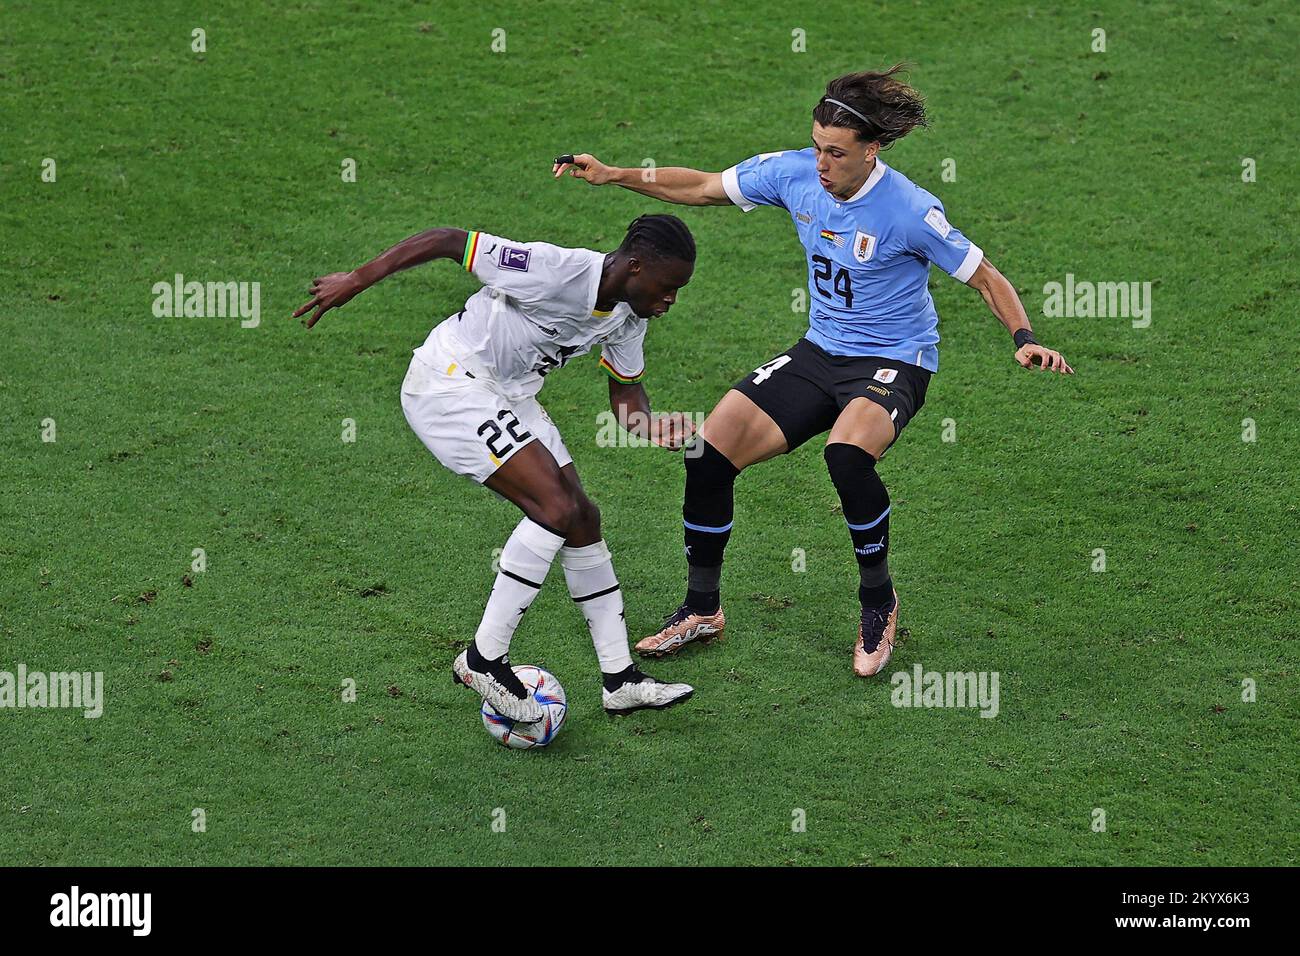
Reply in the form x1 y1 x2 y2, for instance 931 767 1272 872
293 227 469 328
966 258 1073 374
554 153 731 207
608 379 696 450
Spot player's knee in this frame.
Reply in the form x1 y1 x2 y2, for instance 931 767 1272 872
532 490 586 536
685 439 740 488
824 442 878 491
575 494 601 536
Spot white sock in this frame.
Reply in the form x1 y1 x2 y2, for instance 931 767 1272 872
561 540 633 674
473 518 567 660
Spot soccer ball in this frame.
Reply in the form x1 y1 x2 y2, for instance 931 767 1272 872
480 665 567 749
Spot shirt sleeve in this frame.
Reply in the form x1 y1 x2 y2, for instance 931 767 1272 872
598 320 646 384
720 150 797 212
462 230 568 304
905 203 984 282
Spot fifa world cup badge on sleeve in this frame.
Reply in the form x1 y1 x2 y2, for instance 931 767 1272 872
499 247 531 271
924 207 952 238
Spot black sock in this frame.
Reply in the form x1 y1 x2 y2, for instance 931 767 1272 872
825 443 894 609
685 588 721 616
686 563 722 614
682 439 738 613
466 640 493 671
602 663 646 692
467 640 527 697
859 581 894 610
859 549 893 608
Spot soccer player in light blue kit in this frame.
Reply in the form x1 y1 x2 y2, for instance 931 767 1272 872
556 66 1073 677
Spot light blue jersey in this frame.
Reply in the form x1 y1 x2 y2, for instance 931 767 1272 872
721 149 983 372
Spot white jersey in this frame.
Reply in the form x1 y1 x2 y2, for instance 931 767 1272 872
412 230 648 400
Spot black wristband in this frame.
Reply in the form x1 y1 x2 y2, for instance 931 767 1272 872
1013 328 1038 349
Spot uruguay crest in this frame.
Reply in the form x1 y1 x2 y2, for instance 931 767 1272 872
853 230 877 264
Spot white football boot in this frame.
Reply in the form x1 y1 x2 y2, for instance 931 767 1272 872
453 650 544 723
602 669 694 714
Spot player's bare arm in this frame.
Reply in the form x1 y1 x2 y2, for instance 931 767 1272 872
293 227 469 328
553 153 730 206
608 379 696 450
965 257 1074 374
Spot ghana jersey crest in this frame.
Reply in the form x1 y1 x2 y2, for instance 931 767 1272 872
721 149 983 372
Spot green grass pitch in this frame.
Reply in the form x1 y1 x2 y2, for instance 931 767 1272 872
2 0 1296 866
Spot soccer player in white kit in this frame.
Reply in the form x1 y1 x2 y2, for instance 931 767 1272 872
293 215 698 723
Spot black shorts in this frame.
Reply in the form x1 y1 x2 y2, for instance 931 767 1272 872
732 338 931 453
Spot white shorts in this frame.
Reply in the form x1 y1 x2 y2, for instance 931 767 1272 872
400 350 571 485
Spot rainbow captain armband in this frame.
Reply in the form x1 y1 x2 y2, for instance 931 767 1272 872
599 356 643 384
462 231 481 271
